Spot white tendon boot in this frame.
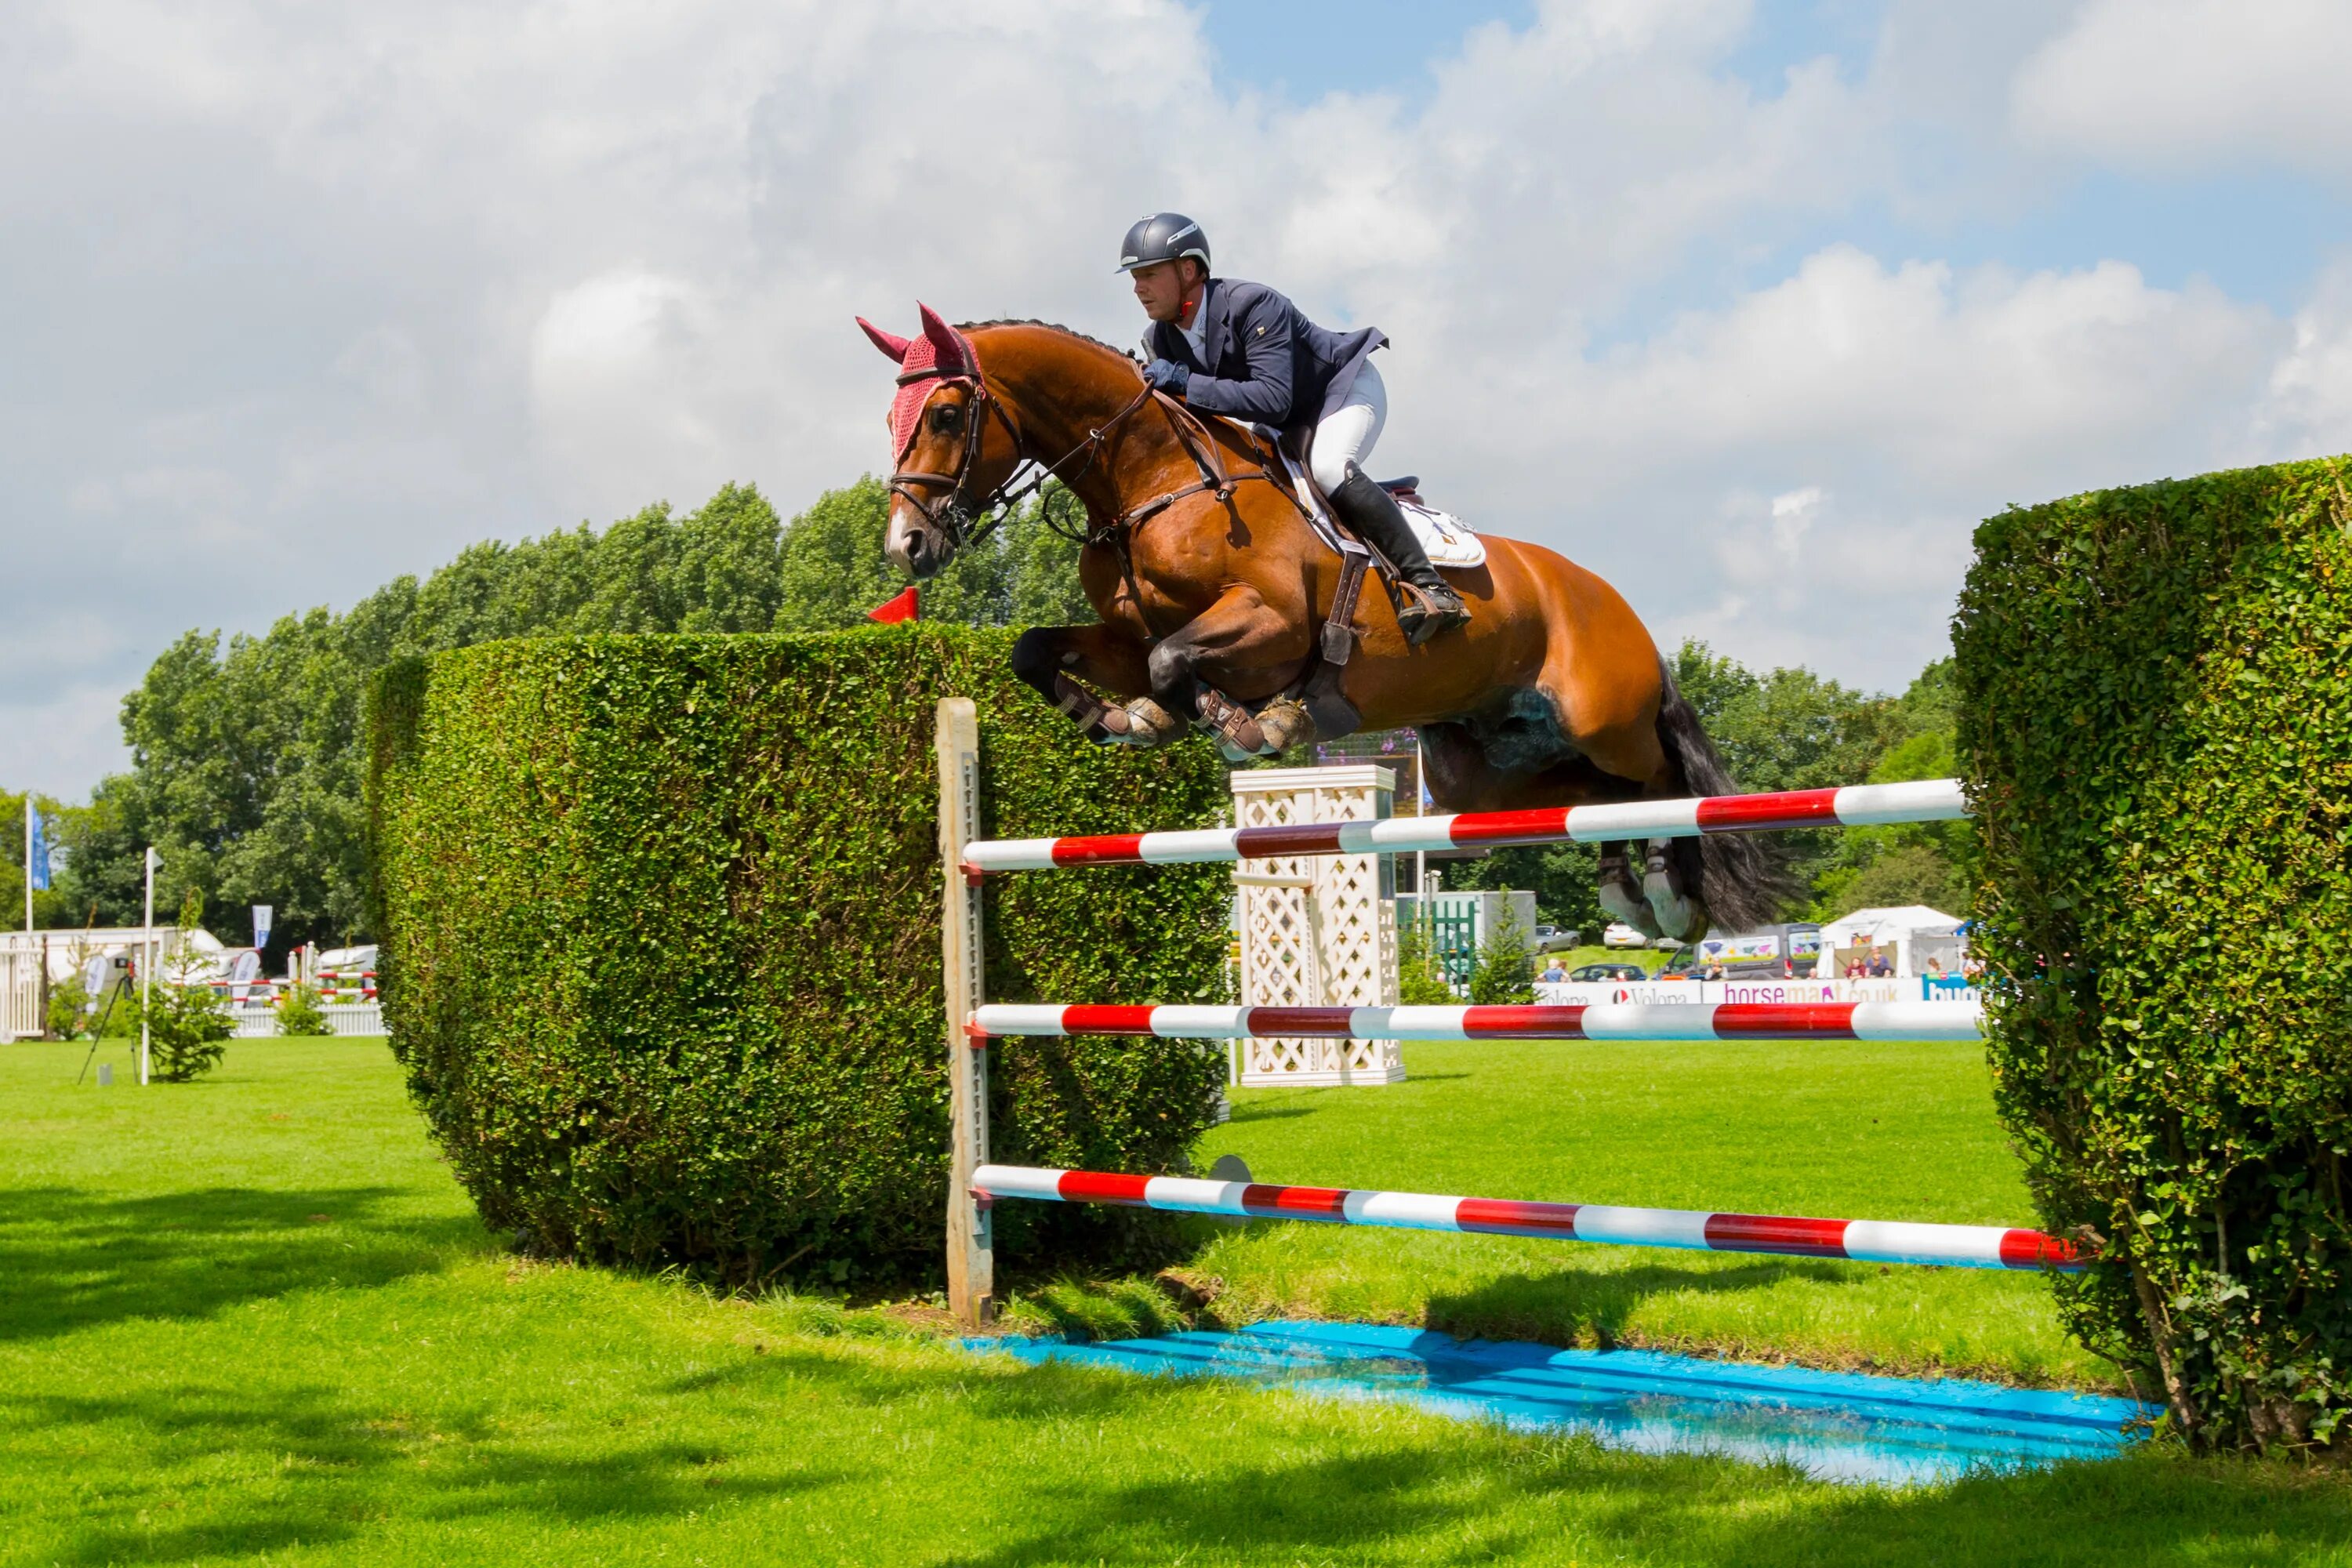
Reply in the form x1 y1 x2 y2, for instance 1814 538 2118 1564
1597 849 1660 937
1642 838 1700 941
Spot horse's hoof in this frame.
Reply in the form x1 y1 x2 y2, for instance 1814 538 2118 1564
1115 697 1185 748
1255 696 1316 753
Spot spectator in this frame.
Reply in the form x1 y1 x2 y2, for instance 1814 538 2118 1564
1924 957 1946 979
1868 951 1893 978
1539 960 1568 984
1844 956 1864 979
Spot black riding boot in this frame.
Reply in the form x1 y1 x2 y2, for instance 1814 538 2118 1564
1327 464 1470 645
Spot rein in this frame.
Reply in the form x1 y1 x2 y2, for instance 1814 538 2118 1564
888 373 1157 555
890 361 1308 559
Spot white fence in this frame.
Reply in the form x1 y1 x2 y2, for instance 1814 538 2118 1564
1 950 41 1041
227 1003 383 1038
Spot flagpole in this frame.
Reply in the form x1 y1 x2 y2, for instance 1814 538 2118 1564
140 847 158 1087
21 797 30 934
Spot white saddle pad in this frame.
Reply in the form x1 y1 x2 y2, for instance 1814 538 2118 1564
1262 433 1489 571
1397 496 1486 568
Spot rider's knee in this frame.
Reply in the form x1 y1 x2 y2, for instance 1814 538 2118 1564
1308 449 1356 495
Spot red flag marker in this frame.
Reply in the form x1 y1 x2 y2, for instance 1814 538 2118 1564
867 586 919 623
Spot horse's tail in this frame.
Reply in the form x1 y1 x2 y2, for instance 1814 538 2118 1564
1653 659 1794 933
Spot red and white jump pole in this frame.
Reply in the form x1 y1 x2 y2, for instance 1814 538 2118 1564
963 779 1964 874
971 1000 1981 1042
974 1164 2080 1272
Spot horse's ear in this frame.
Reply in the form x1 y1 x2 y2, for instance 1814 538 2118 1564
857 317 912 363
917 302 967 370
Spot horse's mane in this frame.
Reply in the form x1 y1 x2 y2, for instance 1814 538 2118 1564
960 318 1141 365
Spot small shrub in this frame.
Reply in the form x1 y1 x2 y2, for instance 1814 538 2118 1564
139 981 233 1082
1466 908 1536 1004
45 975 89 1041
1396 916 1457 1004
275 982 332 1037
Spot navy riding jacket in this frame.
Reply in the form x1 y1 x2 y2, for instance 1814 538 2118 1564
1144 277 1385 434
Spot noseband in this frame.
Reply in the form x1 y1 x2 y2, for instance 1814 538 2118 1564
888 360 1160 555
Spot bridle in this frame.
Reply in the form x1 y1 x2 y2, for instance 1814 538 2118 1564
887 355 1162 555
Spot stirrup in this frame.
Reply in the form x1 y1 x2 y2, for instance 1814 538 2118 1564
1395 580 1470 646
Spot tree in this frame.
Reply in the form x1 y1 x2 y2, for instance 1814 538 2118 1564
1465 906 1536 1004
1804 662 1976 920
1395 912 1458 1004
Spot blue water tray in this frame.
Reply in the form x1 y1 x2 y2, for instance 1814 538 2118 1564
970 1319 2153 1486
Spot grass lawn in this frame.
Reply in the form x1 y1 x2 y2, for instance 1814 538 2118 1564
4 1036 2349 1566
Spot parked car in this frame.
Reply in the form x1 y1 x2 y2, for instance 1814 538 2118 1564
1532 924 1581 953
1601 922 1650 949
1565 963 1649 982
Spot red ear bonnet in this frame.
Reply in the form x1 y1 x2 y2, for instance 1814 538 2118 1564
917 303 970 374
869 302 981 459
858 318 912 362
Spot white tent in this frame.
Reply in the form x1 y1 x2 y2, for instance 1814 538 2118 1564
1813 906 1965 978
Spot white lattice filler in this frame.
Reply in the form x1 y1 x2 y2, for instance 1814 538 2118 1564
1232 765 1403 1086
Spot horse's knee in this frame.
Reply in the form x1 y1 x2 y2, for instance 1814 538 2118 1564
1146 639 1194 695
1011 627 1059 690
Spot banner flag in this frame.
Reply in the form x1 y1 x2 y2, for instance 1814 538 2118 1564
26 802 48 891
252 905 274 949
866 586 919 624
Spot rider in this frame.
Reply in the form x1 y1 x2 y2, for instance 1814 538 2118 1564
1118 212 1471 644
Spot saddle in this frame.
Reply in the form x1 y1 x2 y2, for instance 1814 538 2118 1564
1203 413 1482 748
1082 394 1468 757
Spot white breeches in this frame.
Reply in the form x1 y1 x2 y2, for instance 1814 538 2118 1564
1308 360 1387 493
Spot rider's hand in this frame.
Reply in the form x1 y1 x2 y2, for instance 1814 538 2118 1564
1143 358 1191 397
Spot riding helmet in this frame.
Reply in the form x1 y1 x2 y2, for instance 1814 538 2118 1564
1116 212 1211 274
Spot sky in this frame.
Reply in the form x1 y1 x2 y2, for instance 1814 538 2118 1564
7 0 2352 797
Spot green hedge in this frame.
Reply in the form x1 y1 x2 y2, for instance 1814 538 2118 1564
1955 456 2352 1450
365 626 1232 1289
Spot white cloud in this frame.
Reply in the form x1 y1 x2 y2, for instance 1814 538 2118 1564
2013 0 2352 176
2256 262 2352 456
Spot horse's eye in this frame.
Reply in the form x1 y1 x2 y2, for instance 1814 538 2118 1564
931 405 963 434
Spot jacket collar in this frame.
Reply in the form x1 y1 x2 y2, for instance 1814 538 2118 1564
1190 278 1227 368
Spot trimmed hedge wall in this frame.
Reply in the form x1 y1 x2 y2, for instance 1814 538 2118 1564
1956 456 2352 1450
365 626 1232 1289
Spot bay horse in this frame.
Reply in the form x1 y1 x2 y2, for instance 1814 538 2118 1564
859 305 1780 938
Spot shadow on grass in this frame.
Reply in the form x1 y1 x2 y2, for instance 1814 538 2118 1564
1423 1258 1846 1350
0 1185 485 1342
924 1433 2352 1568
9 1382 833 1566
1218 1104 1318 1125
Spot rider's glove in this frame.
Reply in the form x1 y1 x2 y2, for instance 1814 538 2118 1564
1143 358 1191 396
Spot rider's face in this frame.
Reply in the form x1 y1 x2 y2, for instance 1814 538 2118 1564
1130 260 1191 324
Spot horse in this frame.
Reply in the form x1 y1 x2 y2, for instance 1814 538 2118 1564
858 304 1781 938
